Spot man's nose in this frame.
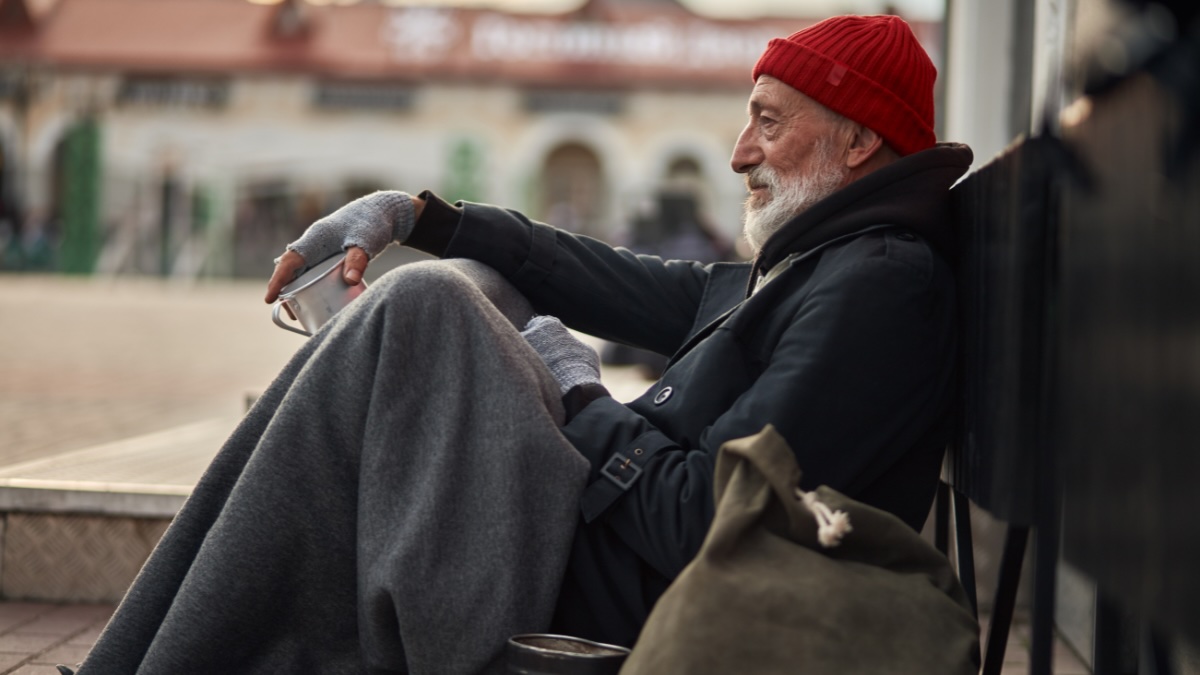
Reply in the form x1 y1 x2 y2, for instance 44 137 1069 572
730 127 762 174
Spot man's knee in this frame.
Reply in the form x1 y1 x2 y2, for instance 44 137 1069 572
369 260 532 328
370 260 482 304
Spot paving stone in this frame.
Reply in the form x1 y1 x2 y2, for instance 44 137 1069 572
0 605 49 634
11 608 106 638
0 654 28 672
27 642 89 666
8 666 57 675
63 625 106 648
0 603 48 619
0 635 57 654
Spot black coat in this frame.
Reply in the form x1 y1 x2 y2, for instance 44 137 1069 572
408 142 974 645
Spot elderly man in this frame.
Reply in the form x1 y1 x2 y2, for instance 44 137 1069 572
75 14 972 675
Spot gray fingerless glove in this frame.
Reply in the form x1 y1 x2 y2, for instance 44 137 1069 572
520 315 601 394
286 190 416 263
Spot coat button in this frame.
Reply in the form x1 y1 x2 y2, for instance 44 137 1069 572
895 231 916 241
653 387 673 405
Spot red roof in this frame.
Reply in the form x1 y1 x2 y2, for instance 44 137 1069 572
0 0 938 89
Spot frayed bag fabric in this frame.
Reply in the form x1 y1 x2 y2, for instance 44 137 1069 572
620 425 980 675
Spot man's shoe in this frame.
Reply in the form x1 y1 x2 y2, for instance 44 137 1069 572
56 665 77 675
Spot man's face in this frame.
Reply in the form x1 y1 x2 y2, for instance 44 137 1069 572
731 76 851 252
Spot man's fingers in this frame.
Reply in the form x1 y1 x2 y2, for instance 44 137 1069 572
267 246 366 304
343 246 368 285
265 250 306 303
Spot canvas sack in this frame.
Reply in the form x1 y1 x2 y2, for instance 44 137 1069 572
620 425 980 675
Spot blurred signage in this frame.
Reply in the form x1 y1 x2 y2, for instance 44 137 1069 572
382 8 782 74
116 76 229 109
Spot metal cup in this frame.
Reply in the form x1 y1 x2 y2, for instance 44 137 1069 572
506 634 630 675
271 253 367 337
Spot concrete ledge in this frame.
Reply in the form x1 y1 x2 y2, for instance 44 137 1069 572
0 419 233 602
0 418 232 518
0 485 187 519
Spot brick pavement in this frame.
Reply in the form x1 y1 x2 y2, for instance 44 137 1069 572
0 602 113 674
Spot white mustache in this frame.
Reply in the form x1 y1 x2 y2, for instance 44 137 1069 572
745 166 782 194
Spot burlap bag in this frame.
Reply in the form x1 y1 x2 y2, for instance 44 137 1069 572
620 425 980 675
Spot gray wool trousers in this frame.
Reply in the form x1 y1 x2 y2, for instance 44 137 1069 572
79 259 593 675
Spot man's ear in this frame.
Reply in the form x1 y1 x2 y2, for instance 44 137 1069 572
844 124 886 170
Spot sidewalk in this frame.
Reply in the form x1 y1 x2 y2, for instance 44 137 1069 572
0 602 113 674
0 273 1091 674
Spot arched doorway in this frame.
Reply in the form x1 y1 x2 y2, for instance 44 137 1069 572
643 153 731 262
664 155 703 192
538 142 606 240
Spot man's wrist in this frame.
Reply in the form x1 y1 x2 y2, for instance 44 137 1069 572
405 190 462 257
562 382 611 424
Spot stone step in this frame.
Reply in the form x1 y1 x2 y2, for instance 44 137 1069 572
0 419 234 603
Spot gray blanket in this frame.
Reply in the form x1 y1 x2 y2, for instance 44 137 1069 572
80 260 591 674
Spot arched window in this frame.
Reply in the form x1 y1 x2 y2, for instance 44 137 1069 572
663 155 705 196
538 142 606 240
666 156 701 181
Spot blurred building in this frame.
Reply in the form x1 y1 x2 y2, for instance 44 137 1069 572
0 0 941 276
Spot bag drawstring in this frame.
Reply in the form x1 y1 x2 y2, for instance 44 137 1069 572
795 488 853 548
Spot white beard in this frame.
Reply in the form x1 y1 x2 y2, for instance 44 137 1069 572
742 138 848 254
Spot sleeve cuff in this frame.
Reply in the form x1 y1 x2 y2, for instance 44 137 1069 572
405 190 461 257
561 382 611 424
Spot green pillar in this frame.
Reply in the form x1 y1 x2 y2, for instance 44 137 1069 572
59 118 102 275
442 138 485 203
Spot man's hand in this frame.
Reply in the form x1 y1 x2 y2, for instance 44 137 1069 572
264 246 369 304
265 194 427 304
520 316 602 394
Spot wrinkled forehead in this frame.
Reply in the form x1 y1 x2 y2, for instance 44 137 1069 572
748 75 825 117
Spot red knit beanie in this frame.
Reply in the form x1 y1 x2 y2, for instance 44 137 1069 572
752 15 936 156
